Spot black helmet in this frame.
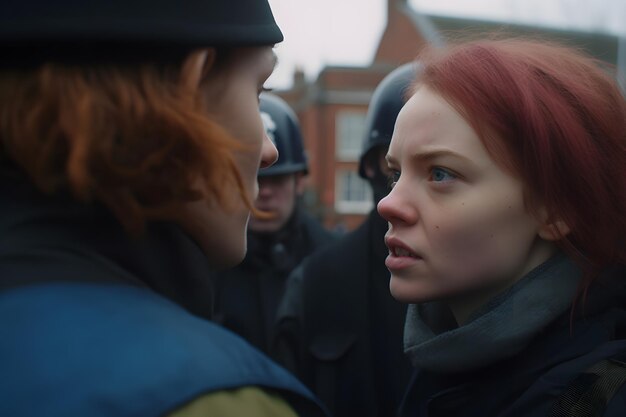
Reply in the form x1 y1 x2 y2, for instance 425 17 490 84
358 63 418 179
0 0 282 63
259 93 308 177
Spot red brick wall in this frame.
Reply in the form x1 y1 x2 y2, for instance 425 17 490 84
279 0 427 231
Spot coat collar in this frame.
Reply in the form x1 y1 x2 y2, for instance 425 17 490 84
0 176 215 319
404 253 583 373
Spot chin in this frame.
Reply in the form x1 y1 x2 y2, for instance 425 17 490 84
212 251 246 270
389 277 435 304
215 232 248 270
389 278 410 302
204 242 247 270
179 220 248 270
248 223 281 233
389 287 414 303
177 198 251 269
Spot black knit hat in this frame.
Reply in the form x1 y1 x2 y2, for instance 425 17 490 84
0 0 283 64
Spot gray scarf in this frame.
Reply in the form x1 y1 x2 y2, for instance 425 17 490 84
404 254 581 373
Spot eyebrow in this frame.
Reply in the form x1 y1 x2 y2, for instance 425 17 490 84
386 148 475 167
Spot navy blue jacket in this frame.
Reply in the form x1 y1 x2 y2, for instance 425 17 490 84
0 283 325 417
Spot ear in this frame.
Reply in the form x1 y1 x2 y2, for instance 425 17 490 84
363 146 391 180
538 220 570 241
363 160 377 180
180 48 216 91
536 207 570 241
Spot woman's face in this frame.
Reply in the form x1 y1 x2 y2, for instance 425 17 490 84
180 46 278 269
377 86 557 322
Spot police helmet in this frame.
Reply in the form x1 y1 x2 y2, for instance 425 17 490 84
0 0 282 63
358 63 418 179
258 93 308 177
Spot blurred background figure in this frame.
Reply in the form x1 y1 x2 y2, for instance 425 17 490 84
264 0 624 233
272 63 417 417
213 93 336 354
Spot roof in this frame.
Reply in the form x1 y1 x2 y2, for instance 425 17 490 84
403 8 620 65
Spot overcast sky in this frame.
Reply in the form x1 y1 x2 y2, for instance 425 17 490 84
266 0 626 89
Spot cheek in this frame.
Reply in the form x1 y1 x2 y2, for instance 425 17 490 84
232 128 264 189
428 199 534 277
247 117 267 170
429 206 494 257
234 149 260 178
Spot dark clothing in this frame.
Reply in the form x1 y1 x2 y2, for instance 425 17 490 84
273 210 412 417
0 177 328 417
0 177 215 319
399 255 626 417
213 208 335 353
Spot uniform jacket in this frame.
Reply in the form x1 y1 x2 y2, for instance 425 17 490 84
0 176 328 417
399 254 626 417
213 208 335 353
273 210 413 417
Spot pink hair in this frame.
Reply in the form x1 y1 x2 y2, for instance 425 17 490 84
414 38 626 293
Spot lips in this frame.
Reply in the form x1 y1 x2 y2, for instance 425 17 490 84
384 236 423 270
393 246 418 258
385 236 421 259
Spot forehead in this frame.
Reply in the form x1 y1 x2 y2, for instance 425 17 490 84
390 87 490 163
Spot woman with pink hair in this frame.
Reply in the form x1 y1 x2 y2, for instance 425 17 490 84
378 38 626 416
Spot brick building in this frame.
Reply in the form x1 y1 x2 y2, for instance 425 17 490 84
278 0 624 232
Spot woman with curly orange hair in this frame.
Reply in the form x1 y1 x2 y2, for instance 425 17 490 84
0 2 327 417
378 38 626 416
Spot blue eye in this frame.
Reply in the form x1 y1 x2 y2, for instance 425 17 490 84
430 167 456 182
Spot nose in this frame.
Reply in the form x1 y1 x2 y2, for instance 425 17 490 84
259 133 278 169
377 185 418 226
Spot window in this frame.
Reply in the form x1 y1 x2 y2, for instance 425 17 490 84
335 111 366 161
335 170 373 214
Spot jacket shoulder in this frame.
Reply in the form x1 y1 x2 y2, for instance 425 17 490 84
276 220 373 359
276 220 371 325
0 282 326 417
299 212 338 248
300 219 371 277
502 341 626 417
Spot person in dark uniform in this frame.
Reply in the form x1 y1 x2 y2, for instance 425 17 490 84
0 2 328 416
272 63 417 417
214 92 335 354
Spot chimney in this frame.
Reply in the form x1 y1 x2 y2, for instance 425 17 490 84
293 67 306 88
388 0 406 16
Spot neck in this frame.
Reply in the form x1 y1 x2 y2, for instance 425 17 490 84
447 239 559 325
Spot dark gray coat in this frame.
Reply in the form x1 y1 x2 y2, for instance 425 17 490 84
273 210 412 417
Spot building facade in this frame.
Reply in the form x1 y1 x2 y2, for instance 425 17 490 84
278 0 623 231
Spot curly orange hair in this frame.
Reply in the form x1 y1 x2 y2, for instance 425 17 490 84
0 59 253 234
